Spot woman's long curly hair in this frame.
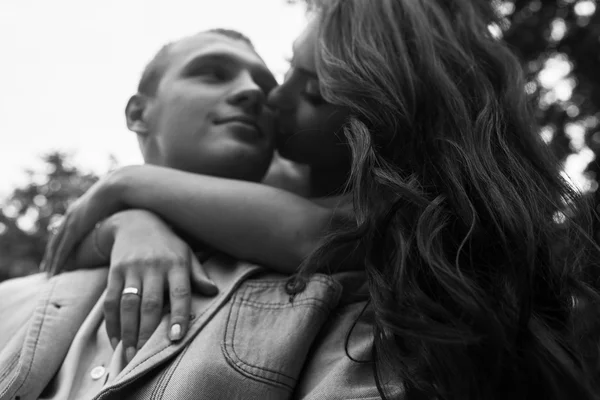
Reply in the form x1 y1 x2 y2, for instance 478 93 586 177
298 0 600 399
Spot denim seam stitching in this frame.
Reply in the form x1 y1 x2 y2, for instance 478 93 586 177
222 285 333 390
121 304 213 379
94 266 265 399
230 290 297 381
222 288 295 390
149 350 173 400
238 298 331 314
152 343 189 399
4 277 58 399
0 351 19 383
244 275 336 288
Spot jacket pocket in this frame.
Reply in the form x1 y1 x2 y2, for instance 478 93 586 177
222 274 342 391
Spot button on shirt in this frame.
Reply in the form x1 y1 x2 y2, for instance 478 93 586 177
39 291 124 400
0 263 379 400
89 366 106 381
35 252 230 400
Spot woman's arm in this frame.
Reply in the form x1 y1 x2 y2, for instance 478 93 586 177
107 165 346 273
43 164 351 275
69 219 112 269
261 152 312 197
71 213 209 269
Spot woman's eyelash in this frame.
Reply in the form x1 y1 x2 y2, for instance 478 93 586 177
303 92 326 105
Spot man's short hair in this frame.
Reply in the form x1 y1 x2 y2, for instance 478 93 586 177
137 28 255 96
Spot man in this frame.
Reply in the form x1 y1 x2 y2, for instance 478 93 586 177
0 29 376 400
126 29 275 182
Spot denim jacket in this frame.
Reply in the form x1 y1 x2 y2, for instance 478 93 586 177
0 256 383 400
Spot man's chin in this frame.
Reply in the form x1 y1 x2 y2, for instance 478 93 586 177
185 156 272 183
205 165 269 182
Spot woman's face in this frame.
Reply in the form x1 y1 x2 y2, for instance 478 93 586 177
267 21 351 171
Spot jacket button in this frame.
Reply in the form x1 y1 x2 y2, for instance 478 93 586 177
90 365 106 380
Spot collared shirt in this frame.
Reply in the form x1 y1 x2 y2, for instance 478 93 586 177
39 291 119 400
38 250 215 400
0 260 384 400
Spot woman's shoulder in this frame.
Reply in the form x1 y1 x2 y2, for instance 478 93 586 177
262 153 312 196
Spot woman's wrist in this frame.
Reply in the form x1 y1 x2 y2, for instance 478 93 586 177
96 211 142 257
104 165 147 209
109 209 170 240
71 217 118 267
94 214 125 261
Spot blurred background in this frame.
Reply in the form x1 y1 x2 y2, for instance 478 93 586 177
0 0 599 281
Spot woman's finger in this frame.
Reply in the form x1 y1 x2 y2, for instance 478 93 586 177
50 223 81 275
189 250 218 296
120 273 142 364
137 270 165 350
104 269 124 349
48 218 75 275
43 220 67 274
167 263 192 342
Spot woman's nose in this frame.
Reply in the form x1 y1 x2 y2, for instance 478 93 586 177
266 85 292 111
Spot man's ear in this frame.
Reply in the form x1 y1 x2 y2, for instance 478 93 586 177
125 94 150 136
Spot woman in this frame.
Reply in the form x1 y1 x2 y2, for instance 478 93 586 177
45 0 600 399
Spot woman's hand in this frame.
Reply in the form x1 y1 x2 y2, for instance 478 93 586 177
102 210 218 364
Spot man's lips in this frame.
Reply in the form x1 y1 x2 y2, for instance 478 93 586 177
215 116 260 131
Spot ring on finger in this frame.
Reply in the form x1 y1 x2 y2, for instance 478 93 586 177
122 287 141 296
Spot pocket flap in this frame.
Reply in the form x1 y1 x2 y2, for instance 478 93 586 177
222 274 342 390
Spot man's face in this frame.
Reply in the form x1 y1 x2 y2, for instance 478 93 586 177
141 33 278 181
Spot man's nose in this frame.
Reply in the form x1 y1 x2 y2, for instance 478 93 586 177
228 75 265 115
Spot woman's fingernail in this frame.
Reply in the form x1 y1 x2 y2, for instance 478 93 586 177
209 282 219 295
170 324 182 341
126 347 136 363
110 338 118 349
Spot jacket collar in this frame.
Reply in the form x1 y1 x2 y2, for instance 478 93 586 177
95 255 263 397
2 256 263 400
0 268 108 400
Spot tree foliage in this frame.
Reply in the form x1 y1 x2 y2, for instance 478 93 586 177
0 152 101 281
499 0 600 239
2 0 599 280
501 0 599 173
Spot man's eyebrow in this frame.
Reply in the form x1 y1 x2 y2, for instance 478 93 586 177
183 52 277 90
183 52 236 69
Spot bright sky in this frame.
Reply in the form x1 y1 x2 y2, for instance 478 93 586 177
0 0 308 198
0 0 593 200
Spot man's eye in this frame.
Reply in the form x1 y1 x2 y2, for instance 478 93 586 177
192 65 227 81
